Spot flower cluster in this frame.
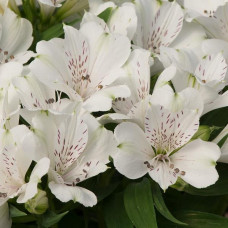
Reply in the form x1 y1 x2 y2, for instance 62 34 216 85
1 0 228 227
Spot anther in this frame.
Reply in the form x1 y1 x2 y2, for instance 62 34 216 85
170 164 174 169
0 193 7 198
174 168 179 173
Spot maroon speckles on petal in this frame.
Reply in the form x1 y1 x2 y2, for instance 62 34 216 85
65 39 90 97
146 4 183 54
145 106 199 153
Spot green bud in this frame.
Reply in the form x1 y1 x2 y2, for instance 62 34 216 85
192 125 211 141
25 190 48 215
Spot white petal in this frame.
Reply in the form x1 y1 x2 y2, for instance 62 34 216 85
195 4 228 40
89 0 115 15
0 9 33 62
195 53 227 84
160 46 199 73
114 122 153 179
83 85 130 112
133 0 162 47
49 182 97 207
179 0 226 20
169 21 206 49
202 39 228 59
149 160 178 190
81 113 117 163
0 61 23 87
146 2 184 53
203 91 228 114
80 22 131 86
17 157 50 203
154 65 176 90
81 12 109 32
172 139 221 188
0 203 11 228
30 38 72 90
108 3 137 40
97 113 130 125
13 74 56 110
63 25 91 97
151 87 204 115
112 49 151 115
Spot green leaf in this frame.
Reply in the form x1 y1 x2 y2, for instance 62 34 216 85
41 18 81 41
25 160 37 183
151 181 186 225
201 107 228 127
98 7 113 23
150 74 159 94
158 210 228 228
38 210 68 228
22 0 34 22
176 210 228 228
41 23 64 41
104 193 134 228
124 178 157 228
172 163 228 196
12 215 36 224
10 205 27 218
218 133 228 148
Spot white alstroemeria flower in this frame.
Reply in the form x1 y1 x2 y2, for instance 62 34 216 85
114 104 220 190
188 53 227 114
30 22 131 112
177 0 227 21
83 0 137 40
0 125 50 205
161 49 228 114
133 0 184 55
0 203 11 228
213 125 228 163
29 110 117 207
0 8 34 64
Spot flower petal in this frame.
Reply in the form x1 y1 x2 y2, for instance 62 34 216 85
145 104 200 152
0 203 11 228
49 182 97 207
195 53 227 84
171 139 221 188
113 122 153 179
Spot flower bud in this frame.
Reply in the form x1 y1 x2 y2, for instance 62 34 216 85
192 125 211 141
25 190 48 215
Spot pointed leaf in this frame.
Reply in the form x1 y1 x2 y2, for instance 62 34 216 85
124 178 157 228
175 210 228 228
151 181 187 225
104 193 133 228
38 210 68 228
98 7 113 23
